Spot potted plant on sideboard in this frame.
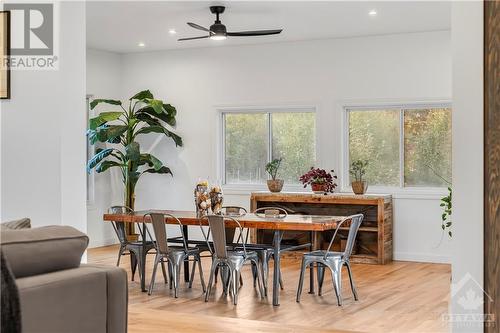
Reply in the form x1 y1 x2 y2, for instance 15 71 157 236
265 158 284 192
350 160 369 195
300 167 337 194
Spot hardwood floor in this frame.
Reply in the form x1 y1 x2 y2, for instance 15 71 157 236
88 245 451 333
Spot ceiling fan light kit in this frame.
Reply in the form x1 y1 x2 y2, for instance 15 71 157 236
178 6 283 42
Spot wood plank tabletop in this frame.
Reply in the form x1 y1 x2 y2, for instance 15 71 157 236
103 210 348 231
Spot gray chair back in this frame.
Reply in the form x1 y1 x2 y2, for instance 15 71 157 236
145 213 187 255
343 214 363 259
254 207 288 218
206 215 228 259
202 215 247 259
254 206 288 244
325 214 364 260
221 206 247 243
221 206 247 217
109 206 133 244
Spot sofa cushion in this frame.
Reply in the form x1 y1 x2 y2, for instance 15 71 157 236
1 218 31 230
0 226 89 278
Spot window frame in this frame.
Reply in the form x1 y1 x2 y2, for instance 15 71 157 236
218 105 317 192
341 101 452 195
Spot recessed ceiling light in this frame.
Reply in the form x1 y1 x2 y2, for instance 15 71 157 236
369 9 377 16
168 29 177 35
138 42 145 47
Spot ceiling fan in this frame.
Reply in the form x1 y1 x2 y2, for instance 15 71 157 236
178 6 283 42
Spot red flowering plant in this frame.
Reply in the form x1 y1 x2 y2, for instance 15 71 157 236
299 167 338 193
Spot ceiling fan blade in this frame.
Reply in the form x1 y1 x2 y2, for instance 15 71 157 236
227 29 282 37
178 35 209 41
187 22 211 32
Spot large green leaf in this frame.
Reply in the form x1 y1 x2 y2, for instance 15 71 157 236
130 90 153 100
135 125 183 147
90 99 122 110
96 125 128 144
147 99 164 114
142 166 172 176
89 111 123 130
87 148 114 173
96 160 123 173
125 142 140 161
136 106 176 126
139 153 163 170
163 104 177 117
87 129 98 144
136 112 161 127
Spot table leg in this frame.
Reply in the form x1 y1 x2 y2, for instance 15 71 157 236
183 225 190 282
140 223 147 292
272 230 282 306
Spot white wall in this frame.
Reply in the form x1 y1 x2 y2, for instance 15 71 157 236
451 1 483 331
1 1 87 232
86 48 123 247
86 30 453 262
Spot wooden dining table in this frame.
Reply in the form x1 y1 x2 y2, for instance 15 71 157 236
103 210 348 306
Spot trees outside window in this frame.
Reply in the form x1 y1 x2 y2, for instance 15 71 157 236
224 110 316 185
348 106 451 188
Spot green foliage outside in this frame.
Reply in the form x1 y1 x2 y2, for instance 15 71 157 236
349 110 400 186
224 112 315 184
404 108 452 186
272 113 316 183
225 113 268 183
349 108 451 187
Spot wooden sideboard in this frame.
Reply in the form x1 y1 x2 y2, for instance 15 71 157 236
250 192 393 264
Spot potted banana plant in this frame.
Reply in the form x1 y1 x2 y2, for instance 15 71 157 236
87 90 182 238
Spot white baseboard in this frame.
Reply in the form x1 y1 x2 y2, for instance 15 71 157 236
88 237 119 249
394 252 451 264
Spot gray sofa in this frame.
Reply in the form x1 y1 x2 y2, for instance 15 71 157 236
1 220 128 333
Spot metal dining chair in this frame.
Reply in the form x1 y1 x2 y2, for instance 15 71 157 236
196 206 248 287
109 206 156 281
201 215 265 305
146 212 206 297
296 214 364 306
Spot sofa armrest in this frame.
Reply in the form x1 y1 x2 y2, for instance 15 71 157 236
83 264 128 333
16 265 127 333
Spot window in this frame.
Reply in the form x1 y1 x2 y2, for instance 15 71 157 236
222 109 316 185
346 105 451 188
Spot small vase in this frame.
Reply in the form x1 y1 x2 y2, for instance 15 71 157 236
351 181 368 195
311 183 327 194
267 179 284 192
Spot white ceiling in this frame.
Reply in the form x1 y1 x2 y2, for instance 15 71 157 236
86 1 451 54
